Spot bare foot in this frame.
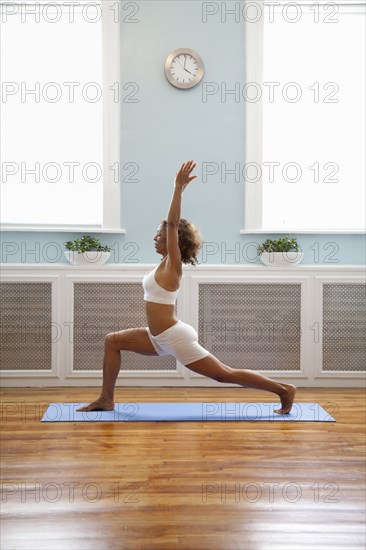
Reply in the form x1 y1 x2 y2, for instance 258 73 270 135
274 384 297 415
76 397 115 412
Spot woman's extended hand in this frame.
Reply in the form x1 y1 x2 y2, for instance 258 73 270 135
175 160 197 191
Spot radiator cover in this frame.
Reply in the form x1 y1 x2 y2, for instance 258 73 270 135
73 282 177 371
322 284 366 372
198 283 302 371
0 283 52 371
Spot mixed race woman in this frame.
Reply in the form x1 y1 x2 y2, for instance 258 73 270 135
78 161 296 414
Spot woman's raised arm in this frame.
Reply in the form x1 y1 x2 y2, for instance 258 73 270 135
165 161 197 268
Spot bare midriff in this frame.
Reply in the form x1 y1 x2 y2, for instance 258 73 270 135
145 302 178 336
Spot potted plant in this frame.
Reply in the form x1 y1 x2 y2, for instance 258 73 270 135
257 237 303 267
64 235 111 265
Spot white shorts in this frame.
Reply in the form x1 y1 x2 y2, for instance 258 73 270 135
146 320 210 366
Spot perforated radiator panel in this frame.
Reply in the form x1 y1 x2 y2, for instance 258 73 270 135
323 284 366 371
73 283 176 371
0 283 52 371
198 283 301 371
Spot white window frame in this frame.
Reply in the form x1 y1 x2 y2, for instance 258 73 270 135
242 0 366 235
0 0 124 233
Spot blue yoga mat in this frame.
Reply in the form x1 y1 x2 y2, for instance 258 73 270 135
41 402 336 422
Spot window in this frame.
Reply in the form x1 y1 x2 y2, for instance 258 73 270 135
243 1 365 233
0 0 122 232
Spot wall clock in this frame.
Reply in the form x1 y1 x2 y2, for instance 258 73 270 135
164 48 205 89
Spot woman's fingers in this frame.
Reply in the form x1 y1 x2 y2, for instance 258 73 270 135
176 161 197 188
183 160 194 168
180 160 196 173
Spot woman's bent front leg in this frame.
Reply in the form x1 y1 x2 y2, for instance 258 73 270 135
77 327 158 412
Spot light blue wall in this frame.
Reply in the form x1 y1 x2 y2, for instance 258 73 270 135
1 1 365 265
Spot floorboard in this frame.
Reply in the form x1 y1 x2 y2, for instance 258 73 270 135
1 387 365 550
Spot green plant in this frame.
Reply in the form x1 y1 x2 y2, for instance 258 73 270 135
257 237 299 254
65 235 111 253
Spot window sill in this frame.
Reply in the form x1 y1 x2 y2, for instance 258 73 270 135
240 229 366 235
0 226 126 234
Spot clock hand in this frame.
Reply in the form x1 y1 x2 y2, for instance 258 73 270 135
175 60 193 75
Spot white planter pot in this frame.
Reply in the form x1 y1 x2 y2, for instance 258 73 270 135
64 251 111 266
260 251 303 267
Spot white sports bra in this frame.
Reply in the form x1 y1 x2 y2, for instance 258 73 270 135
142 265 180 305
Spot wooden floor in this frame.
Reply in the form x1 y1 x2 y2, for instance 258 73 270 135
0 387 365 550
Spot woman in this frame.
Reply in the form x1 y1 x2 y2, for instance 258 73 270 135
78 161 296 414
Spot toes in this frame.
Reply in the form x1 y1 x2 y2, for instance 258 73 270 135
77 404 96 412
76 402 114 412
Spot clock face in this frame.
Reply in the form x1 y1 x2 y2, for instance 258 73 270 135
170 53 199 85
164 48 204 89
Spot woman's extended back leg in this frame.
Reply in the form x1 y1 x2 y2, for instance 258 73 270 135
185 354 296 414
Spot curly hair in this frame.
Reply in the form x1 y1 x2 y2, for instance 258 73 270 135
161 219 202 266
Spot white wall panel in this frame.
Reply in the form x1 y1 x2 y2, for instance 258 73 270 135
0 264 365 387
